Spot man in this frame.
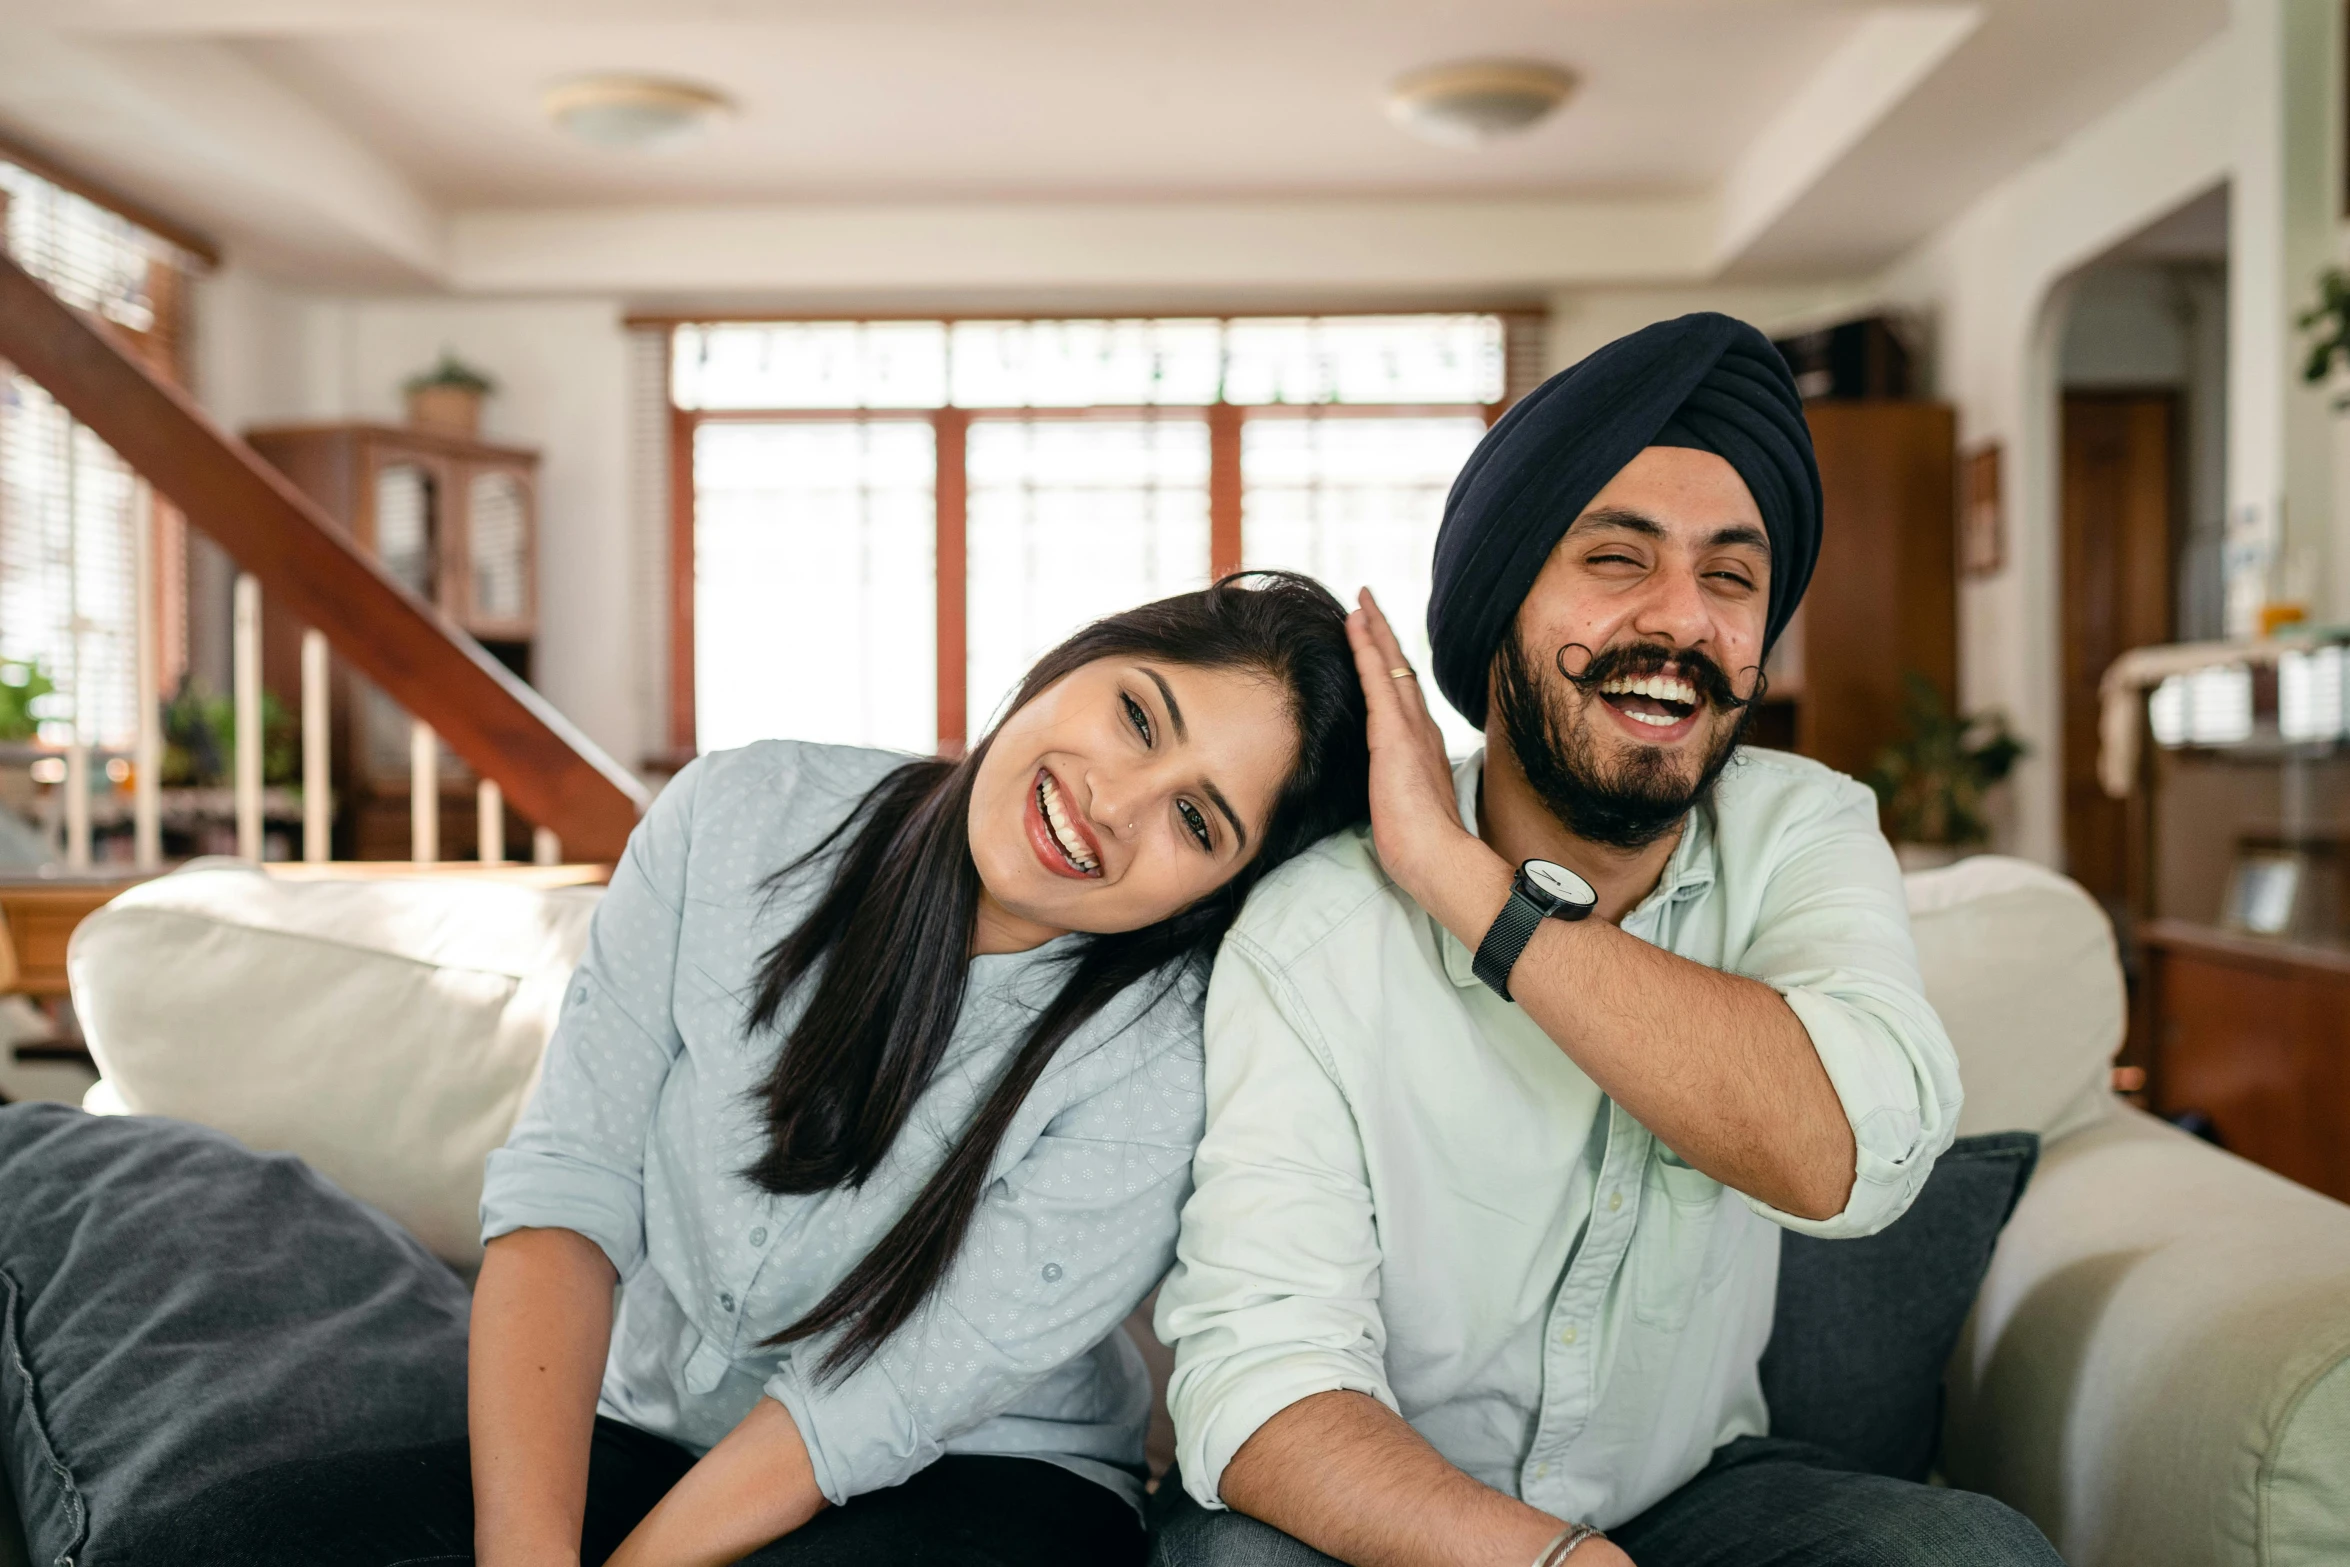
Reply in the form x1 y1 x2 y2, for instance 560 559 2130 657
1151 314 2058 1567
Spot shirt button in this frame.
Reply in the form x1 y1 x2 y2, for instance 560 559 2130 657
718 1292 736 1312
1558 1325 1577 1345
1608 1190 1624 1212
749 1227 767 1248
1533 1462 1550 1479
1041 1263 1064 1283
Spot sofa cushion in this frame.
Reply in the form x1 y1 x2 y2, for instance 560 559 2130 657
0 1103 469 1567
1904 856 2121 1141
1760 1130 2039 1481
67 863 600 1266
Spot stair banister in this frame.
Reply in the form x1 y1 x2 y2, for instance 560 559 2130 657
0 247 651 861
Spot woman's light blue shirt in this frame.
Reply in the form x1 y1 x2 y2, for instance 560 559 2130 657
480 740 1207 1511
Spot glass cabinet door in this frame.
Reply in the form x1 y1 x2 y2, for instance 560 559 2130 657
372 461 437 597
465 468 532 629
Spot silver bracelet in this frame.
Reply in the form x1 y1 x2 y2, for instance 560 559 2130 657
1532 1522 1605 1567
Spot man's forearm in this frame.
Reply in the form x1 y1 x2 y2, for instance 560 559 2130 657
1407 840 1855 1221
1219 1391 1580 1567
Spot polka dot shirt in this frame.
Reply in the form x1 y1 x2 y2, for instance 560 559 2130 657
481 740 1206 1513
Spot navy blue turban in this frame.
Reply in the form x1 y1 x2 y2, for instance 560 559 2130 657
1427 312 1821 727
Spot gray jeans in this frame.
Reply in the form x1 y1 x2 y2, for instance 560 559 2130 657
1148 1437 2062 1567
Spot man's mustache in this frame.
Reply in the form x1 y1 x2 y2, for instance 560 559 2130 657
1551 641 1768 712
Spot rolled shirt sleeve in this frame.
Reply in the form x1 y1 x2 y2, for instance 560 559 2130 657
1154 940 1395 1511
766 1009 1206 1505
479 759 703 1276
1737 776 1962 1239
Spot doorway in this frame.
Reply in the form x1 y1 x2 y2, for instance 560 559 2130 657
2060 391 2177 915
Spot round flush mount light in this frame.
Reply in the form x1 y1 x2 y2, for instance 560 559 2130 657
1386 59 1578 147
543 75 734 151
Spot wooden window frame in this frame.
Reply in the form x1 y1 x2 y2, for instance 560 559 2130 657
664 317 1536 758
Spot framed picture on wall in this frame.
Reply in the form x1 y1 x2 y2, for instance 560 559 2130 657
1960 442 2004 576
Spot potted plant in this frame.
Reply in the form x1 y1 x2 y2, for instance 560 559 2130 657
403 351 497 438
1864 672 2025 870
0 658 57 743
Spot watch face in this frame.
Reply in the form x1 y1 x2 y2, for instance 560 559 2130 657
1523 859 1597 910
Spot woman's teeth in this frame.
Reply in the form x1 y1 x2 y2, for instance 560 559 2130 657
1037 772 1100 874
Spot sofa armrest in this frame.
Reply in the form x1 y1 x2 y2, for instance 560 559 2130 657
1945 1107 2350 1567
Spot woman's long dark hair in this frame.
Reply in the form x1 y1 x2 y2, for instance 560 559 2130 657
743 571 1368 1379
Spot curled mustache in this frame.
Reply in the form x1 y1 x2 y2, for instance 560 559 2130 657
1552 641 1768 713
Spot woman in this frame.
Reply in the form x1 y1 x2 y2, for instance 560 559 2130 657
176 571 1367 1567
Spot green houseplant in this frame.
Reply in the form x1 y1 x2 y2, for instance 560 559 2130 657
403 350 497 438
160 676 299 789
1865 672 2025 859
0 658 58 742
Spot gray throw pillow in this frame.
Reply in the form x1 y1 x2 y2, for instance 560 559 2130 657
0 1103 471 1567
1758 1130 2039 1481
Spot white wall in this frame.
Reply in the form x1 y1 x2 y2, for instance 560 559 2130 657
1542 281 1892 375
1872 29 2242 866
190 268 647 773
1867 0 2344 868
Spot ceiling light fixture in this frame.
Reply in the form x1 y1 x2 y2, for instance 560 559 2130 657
543 75 734 152
1386 59 1578 147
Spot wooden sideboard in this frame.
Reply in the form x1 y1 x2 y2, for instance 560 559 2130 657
2138 919 2350 1203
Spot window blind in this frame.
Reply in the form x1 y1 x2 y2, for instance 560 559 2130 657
0 159 196 749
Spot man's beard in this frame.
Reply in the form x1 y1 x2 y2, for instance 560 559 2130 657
1492 633 1761 852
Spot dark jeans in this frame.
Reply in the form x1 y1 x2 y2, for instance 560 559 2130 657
127 1416 1144 1567
1148 1437 2062 1567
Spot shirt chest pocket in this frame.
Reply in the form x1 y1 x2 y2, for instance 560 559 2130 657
1629 1156 1732 1332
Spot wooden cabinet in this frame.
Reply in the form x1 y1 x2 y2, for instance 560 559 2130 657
2140 919 2350 1203
1753 401 1958 785
245 423 539 857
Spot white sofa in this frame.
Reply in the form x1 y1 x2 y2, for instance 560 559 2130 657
3 855 2344 1565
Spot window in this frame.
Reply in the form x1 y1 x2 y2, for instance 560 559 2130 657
694 419 937 754
0 154 199 752
1238 413 1491 756
965 416 1211 731
668 313 1530 758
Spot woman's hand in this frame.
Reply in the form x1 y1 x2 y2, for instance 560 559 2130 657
602 1397 827 1567
1343 589 1509 935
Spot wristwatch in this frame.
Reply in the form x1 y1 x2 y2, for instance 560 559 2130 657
1472 859 1598 1001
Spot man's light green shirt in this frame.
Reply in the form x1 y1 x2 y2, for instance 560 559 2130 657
1157 746 1962 1529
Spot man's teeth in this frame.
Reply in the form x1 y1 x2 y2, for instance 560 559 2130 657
1598 672 1700 707
1037 773 1100 873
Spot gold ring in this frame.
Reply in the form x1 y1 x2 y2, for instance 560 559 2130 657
1389 667 1415 680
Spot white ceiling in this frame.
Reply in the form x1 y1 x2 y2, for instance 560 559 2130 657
227 4 1857 205
0 0 2233 297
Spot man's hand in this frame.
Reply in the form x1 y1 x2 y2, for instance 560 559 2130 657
1343 589 1498 909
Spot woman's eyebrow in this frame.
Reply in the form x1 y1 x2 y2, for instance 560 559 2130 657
1142 664 1246 848
1143 666 1188 741
1202 780 1248 851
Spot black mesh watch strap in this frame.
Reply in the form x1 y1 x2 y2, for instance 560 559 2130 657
1472 887 1548 1002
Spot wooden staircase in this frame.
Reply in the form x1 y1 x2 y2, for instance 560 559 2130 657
0 247 650 862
